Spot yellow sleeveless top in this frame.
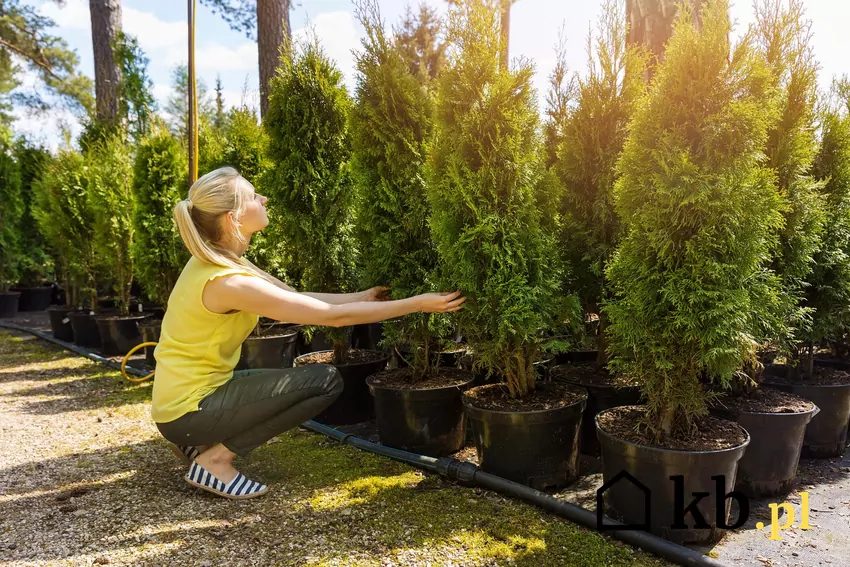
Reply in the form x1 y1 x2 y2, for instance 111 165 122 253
150 256 260 423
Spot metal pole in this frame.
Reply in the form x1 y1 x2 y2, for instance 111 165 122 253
188 0 198 184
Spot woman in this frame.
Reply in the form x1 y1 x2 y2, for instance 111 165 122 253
152 167 465 500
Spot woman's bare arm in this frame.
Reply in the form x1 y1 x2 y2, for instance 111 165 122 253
249 263 387 305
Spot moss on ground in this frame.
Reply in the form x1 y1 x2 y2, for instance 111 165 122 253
0 330 672 566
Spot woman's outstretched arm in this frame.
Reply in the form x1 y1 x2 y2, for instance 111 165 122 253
249 263 390 305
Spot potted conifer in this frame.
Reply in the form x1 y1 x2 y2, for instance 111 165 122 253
596 0 781 544
763 76 850 458
428 0 587 489
0 142 23 318
350 0 474 455
265 35 389 425
131 121 190 365
546 0 647 456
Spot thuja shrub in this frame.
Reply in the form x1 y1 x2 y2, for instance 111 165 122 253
32 150 100 308
87 131 136 315
802 82 850 366
131 121 189 309
350 0 450 376
0 143 23 292
427 0 561 398
552 0 648 365
264 36 357 362
755 0 826 357
13 140 53 286
603 0 784 441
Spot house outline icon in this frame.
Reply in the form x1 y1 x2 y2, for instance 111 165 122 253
596 470 651 531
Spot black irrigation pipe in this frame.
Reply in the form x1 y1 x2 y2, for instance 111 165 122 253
1 320 728 567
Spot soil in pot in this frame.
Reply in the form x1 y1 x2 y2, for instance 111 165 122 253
237 326 299 370
294 349 389 425
710 388 817 497
367 367 475 456
596 406 749 545
138 319 162 367
69 310 102 348
763 364 850 458
47 305 75 342
13 286 53 311
550 362 641 456
0 292 21 318
463 381 588 490
95 314 152 356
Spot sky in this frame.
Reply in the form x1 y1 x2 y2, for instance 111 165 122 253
11 0 850 151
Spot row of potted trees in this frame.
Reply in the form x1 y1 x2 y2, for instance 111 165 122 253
3 0 849 547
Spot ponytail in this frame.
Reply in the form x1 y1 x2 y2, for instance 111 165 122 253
173 167 274 283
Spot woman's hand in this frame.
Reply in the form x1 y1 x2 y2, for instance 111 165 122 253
359 286 391 302
415 291 467 313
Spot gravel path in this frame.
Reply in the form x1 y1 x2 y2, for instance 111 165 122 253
0 330 669 567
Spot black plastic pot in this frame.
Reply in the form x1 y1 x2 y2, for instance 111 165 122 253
463 382 588 491
711 401 819 497
94 314 150 356
395 346 465 370
534 356 555 381
552 365 642 456
138 319 162 366
367 370 475 456
555 349 599 365
69 310 101 348
237 328 299 370
762 374 850 458
0 292 21 318
46 305 75 342
352 322 386 351
294 350 390 425
596 407 750 545
13 286 53 311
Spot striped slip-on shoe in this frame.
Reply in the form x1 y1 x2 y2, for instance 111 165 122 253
184 462 269 500
169 443 201 466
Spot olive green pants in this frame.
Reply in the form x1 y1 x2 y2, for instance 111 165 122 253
156 365 343 457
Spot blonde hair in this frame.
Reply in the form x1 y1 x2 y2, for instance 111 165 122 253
174 166 273 283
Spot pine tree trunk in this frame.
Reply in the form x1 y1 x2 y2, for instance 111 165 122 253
89 0 123 125
257 0 291 118
499 0 511 70
626 0 705 75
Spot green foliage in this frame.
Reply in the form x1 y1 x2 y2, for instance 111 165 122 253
427 0 561 398
131 122 189 308
350 0 452 376
86 132 135 316
0 142 22 291
551 0 648 366
32 149 100 308
805 82 850 360
0 0 94 118
264 35 358 361
13 139 52 286
393 3 447 85
603 0 784 441
165 64 215 140
113 32 158 141
754 0 826 356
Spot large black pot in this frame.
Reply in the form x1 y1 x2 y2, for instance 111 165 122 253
13 286 53 311
596 407 750 545
368 369 475 456
237 328 299 370
762 374 850 458
0 292 21 318
46 305 75 342
94 314 151 356
552 364 642 456
69 310 101 348
294 350 390 425
711 400 819 497
463 382 588 491
352 322 386 351
138 319 162 366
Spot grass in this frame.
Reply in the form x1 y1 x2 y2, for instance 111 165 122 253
0 329 672 566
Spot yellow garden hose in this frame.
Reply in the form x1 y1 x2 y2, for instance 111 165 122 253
122 342 157 383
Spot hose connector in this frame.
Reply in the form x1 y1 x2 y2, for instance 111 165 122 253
435 457 478 486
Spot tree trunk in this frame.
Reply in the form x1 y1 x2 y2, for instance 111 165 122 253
499 0 511 70
89 0 123 125
257 0 291 118
626 0 705 76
